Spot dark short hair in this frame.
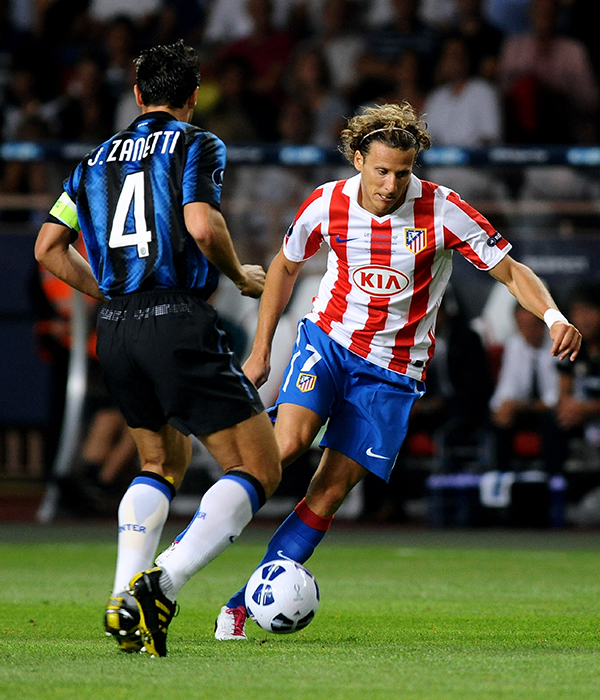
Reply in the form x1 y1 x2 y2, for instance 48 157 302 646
135 40 200 109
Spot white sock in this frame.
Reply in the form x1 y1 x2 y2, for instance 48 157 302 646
112 478 171 594
158 476 256 601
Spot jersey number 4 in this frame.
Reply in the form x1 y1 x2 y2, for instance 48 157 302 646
109 171 152 258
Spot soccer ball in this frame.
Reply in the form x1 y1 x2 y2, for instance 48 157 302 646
244 559 320 634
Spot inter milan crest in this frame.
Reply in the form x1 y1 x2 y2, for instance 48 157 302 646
405 228 427 254
296 373 317 393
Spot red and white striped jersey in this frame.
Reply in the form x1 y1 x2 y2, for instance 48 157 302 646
283 173 511 380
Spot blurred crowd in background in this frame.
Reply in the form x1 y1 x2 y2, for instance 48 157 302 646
2 0 600 259
1 0 599 156
3 0 600 525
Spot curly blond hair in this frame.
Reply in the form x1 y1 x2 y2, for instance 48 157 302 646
339 102 431 164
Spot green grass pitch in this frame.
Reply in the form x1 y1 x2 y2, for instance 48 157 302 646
0 523 599 700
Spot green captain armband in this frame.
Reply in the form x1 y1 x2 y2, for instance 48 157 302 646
49 192 80 231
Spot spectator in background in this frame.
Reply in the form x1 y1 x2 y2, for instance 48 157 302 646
422 34 504 199
498 0 599 145
277 97 313 144
216 0 296 108
0 0 35 102
483 0 531 35
202 0 306 45
556 284 600 445
0 63 52 221
351 0 439 110
285 44 348 146
154 0 209 45
364 0 439 78
564 0 600 88
415 292 494 471
36 0 99 102
419 0 458 32
29 249 100 478
88 0 160 25
490 304 564 473
0 113 51 222
228 95 316 264
446 0 503 81
58 402 140 517
202 0 254 45
51 56 116 142
102 15 138 102
557 282 600 525
113 61 140 131
380 49 427 115
424 34 501 148
29 260 72 476
1 64 49 141
318 0 366 97
200 56 271 142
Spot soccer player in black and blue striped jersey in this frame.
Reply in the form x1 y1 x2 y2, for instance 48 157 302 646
35 40 281 657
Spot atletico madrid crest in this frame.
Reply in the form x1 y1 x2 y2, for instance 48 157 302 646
296 373 317 393
405 227 427 254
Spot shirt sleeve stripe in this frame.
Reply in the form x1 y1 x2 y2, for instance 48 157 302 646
447 190 497 237
293 186 323 224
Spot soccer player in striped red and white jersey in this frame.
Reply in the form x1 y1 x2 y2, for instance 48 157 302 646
209 102 582 639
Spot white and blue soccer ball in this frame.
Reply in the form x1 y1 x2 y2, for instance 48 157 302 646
244 559 320 634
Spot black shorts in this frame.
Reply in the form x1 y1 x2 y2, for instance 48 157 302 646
96 289 264 436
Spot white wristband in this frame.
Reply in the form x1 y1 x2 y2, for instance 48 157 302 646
544 308 568 329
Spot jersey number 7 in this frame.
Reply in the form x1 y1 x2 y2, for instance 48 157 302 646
109 171 152 258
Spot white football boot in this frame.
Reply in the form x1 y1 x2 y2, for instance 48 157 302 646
214 605 248 640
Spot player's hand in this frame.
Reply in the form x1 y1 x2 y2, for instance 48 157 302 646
237 264 266 298
243 352 271 389
549 321 581 361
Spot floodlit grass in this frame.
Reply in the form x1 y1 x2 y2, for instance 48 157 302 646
1 525 599 700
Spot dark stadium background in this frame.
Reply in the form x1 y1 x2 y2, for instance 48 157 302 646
2 0 600 525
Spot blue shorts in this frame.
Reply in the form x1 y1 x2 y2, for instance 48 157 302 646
274 320 425 481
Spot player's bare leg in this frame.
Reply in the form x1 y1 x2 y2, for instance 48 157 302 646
201 409 281 496
304 448 368 517
273 403 324 467
128 423 192 488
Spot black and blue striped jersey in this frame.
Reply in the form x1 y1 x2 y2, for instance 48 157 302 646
48 111 226 299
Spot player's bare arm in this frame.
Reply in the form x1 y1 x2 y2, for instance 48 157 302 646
489 254 581 361
184 201 265 298
243 248 305 388
35 221 107 302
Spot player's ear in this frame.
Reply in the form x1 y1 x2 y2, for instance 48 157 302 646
188 87 199 110
354 150 364 171
133 84 144 108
